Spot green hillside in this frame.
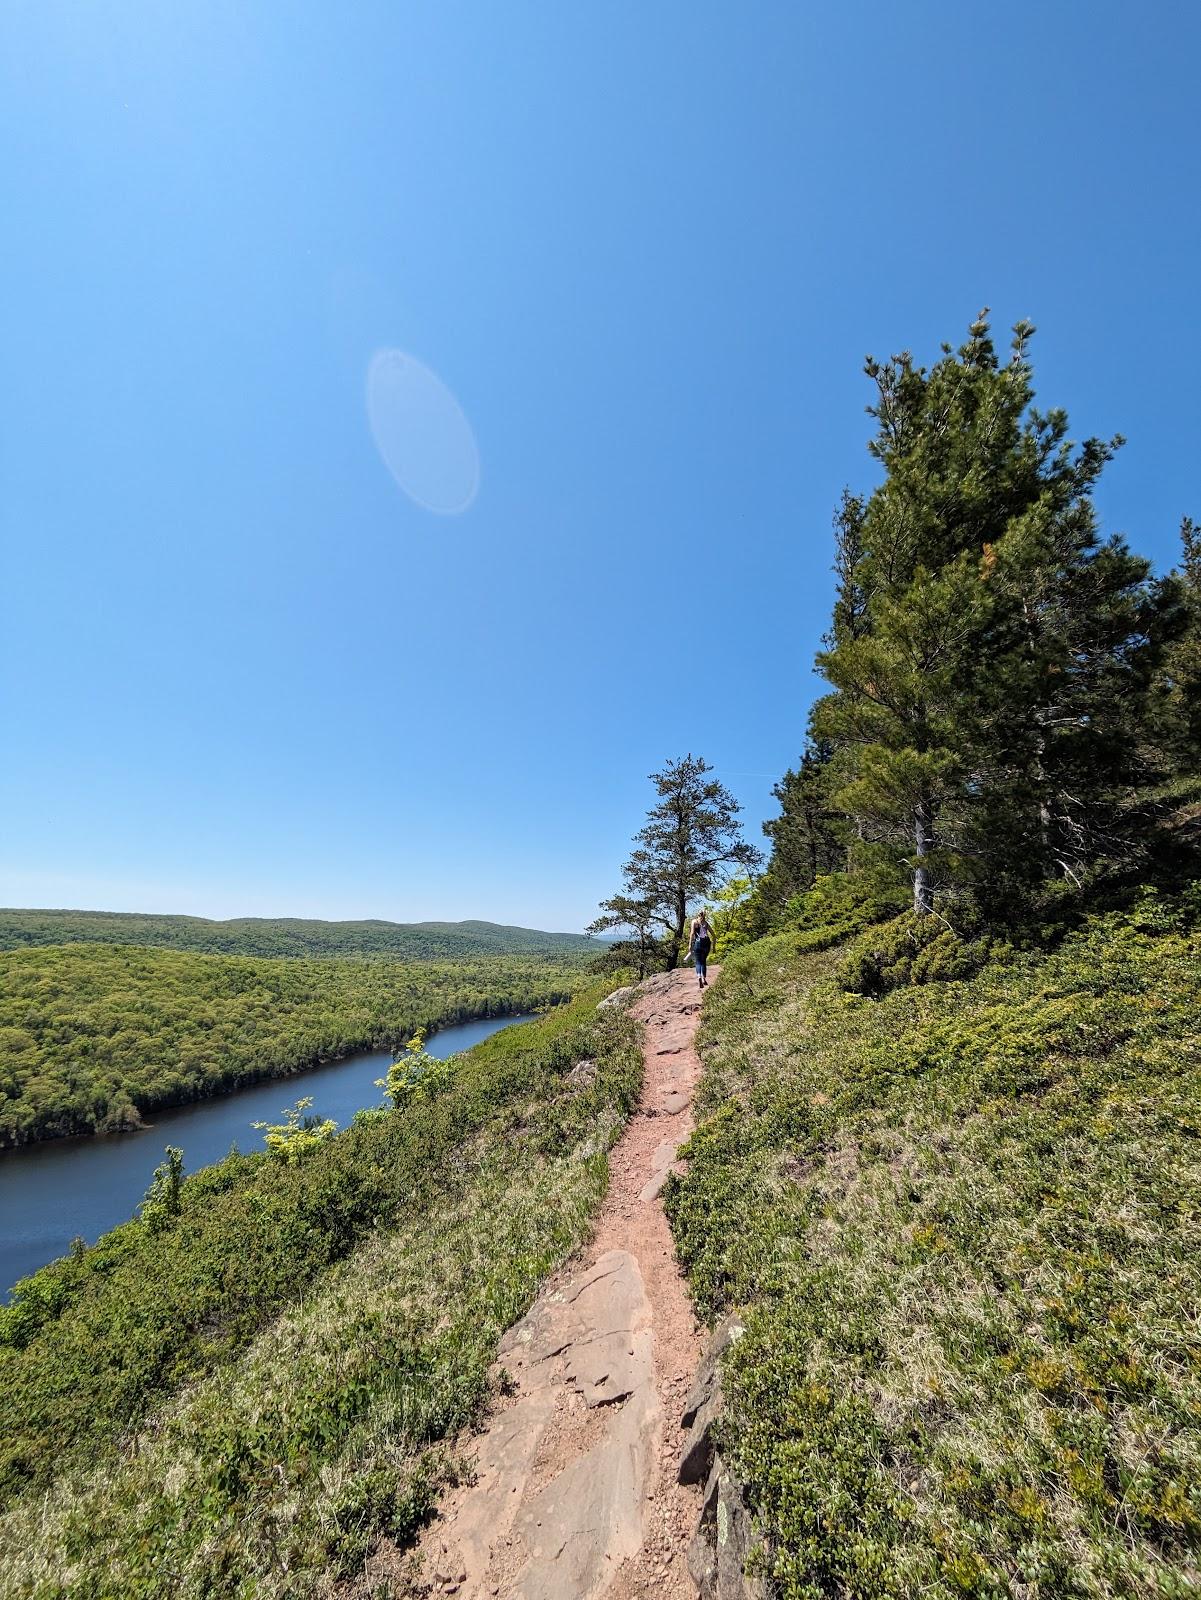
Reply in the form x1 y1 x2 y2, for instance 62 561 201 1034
0 908 598 961
607 314 1201 1595
0 943 590 1146
665 899 1201 1597
0 988 642 1597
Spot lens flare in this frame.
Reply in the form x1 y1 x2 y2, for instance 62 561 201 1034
365 349 480 515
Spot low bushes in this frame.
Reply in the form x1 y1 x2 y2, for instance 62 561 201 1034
835 911 998 996
666 903 1201 1598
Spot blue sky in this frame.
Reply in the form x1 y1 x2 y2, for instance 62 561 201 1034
2 1 1198 931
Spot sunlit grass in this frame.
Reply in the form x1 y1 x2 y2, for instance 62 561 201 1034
1 1145 604 1599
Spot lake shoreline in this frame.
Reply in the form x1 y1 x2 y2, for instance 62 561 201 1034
1 1010 536 1296
0 999 553 1154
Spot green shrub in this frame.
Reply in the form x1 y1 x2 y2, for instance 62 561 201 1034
835 912 995 996
781 868 910 952
137 1145 184 1230
251 1097 339 1163
374 1030 455 1107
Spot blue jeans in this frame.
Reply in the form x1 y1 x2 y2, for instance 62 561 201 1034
693 941 711 980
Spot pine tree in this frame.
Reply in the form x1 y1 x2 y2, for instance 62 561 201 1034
755 742 845 918
1153 517 1201 771
593 755 762 970
138 1146 184 1232
814 312 1163 919
586 893 661 978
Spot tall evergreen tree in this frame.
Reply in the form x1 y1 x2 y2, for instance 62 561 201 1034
813 313 1163 918
755 742 845 916
592 755 761 970
1153 516 1201 771
585 893 661 979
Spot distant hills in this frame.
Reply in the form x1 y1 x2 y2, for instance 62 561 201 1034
0 908 598 961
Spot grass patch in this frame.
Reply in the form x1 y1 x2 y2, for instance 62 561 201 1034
665 904 1201 1598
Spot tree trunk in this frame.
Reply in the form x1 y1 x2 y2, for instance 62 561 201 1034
805 806 819 888
665 893 687 970
914 801 935 916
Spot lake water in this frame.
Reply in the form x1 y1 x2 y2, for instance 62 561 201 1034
0 1012 530 1298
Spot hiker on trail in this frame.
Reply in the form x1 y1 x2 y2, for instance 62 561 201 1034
689 910 714 989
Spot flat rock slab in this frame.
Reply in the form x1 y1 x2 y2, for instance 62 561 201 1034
639 1138 682 1204
423 1251 655 1599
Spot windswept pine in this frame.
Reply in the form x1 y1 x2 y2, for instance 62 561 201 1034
589 755 762 972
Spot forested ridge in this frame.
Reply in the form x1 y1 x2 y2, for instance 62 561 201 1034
0 944 589 1146
0 908 597 961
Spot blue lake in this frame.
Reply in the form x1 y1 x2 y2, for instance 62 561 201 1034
0 1011 529 1297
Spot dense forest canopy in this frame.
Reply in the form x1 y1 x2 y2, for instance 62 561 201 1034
0 944 590 1146
0 909 598 961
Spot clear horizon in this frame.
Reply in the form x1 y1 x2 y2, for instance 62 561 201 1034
3 1 1198 929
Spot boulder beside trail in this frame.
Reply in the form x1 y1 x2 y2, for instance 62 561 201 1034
596 984 636 1012
677 1312 763 1600
686 1457 762 1600
678 1311 745 1484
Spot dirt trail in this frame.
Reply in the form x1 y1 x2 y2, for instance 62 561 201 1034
408 968 710 1600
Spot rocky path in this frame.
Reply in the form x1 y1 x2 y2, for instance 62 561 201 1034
410 968 710 1600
